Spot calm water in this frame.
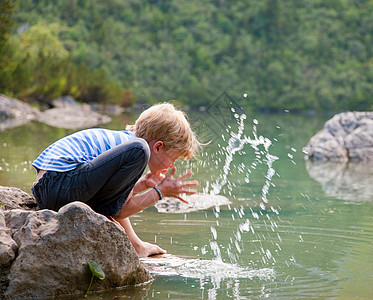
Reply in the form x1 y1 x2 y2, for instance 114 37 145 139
1 109 372 299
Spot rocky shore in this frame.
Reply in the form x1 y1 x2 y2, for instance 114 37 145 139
0 94 113 131
0 186 152 299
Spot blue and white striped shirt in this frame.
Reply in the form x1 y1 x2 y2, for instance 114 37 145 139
32 128 136 172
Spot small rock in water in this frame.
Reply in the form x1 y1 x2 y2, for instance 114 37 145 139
155 193 231 213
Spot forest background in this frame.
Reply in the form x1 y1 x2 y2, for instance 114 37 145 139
0 0 372 112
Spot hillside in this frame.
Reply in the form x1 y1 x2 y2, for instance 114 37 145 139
0 0 372 111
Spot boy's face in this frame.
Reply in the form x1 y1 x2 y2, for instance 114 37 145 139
148 141 181 175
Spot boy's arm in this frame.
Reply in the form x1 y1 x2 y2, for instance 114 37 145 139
114 167 198 257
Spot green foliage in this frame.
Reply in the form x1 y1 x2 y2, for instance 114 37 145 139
1 0 372 111
0 0 15 92
0 20 132 105
0 0 14 48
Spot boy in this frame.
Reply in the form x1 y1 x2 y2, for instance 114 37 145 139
32 103 200 257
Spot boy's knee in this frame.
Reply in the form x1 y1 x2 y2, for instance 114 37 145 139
127 138 150 169
132 138 150 161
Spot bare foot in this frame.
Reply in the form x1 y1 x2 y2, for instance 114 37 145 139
135 241 167 258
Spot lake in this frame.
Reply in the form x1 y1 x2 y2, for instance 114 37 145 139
0 107 372 299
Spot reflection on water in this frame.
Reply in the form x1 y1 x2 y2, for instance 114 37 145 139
305 160 373 202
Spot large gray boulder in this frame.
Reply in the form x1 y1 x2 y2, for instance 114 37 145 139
304 111 373 161
0 202 152 299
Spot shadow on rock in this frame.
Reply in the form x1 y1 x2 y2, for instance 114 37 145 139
305 160 373 202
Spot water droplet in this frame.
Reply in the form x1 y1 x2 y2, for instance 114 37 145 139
266 249 272 260
210 226 217 240
302 147 309 155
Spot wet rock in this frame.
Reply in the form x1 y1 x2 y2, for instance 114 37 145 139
0 186 38 211
305 160 373 202
1 202 152 299
0 94 39 131
155 193 231 213
304 111 373 161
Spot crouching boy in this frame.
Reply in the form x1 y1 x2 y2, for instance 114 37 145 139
32 103 200 257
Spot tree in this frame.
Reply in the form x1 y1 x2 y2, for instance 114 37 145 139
0 0 15 92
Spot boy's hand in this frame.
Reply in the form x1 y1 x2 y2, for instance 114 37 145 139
158 167 199 204
133 171 165 195
144 171 165 187
135 241 167 258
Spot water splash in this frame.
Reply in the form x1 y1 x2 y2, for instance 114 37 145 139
206 113 280 265
142 254 274 280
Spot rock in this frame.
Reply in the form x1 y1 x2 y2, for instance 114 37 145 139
155 193 231 213
0 94 39 131
52 95 79 108
0 211 17 268
304 111 373 161
37 103 112 129
0 94 112 131
0 186 38 211
90 103 126 115
305 160 373 202
1 202 152 299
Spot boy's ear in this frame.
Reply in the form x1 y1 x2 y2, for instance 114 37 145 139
153 141 164 153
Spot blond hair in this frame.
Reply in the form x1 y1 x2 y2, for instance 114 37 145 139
126 103 200 160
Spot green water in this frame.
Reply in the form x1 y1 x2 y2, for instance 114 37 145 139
1 110 372 299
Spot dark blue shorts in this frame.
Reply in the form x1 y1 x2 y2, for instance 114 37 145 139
31 138 149 216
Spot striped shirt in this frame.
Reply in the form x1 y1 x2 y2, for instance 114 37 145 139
32 128 136 172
